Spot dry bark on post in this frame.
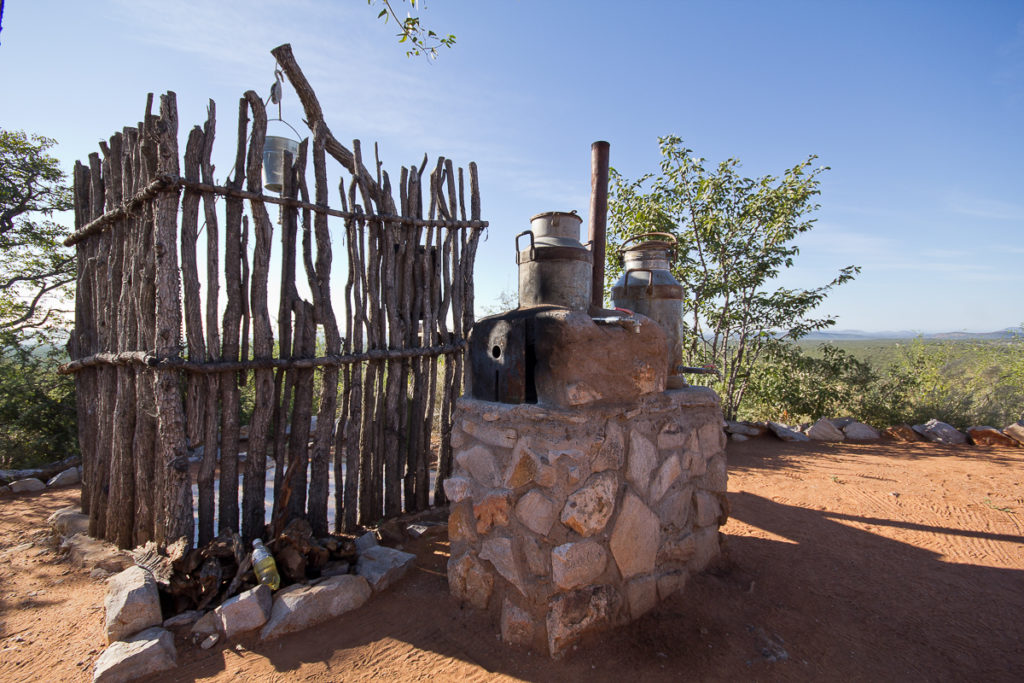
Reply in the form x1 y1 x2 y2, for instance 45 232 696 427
199 102 220 545
306 124 340 536
132 115 160 545
71 161 97 517
152 92 193 546
218 98 249 535
105 132 139 548
241 90 275 544
87 151 111 539
285 299 315 521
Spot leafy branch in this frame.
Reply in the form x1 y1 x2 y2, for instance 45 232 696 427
369 0 457 60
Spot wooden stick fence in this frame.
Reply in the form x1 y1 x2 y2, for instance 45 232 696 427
63 45 486 549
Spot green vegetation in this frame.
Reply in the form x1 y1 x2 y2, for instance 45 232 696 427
740 337 1024 429
607 136 858 420
0 340 77 470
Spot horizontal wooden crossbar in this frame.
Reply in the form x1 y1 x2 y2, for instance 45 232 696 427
59 340 467 375
63 175 489 247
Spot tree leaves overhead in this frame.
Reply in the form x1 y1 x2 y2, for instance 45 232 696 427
0 129 74 335
368 0 457 60
607 136 860 419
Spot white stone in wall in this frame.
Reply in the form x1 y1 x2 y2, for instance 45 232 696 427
515 489 559 537
442 476 472 503
688 527 720 572
567 380 602 405
649 455 682 504
551 541 607 591
624 574 658 619
480 537 528 596
455 444 502 488
609 491 660 580
560 472 617 537
626 431 657 497
462 420 518 449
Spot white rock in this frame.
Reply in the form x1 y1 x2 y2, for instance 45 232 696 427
260 575 371 640
162 610 201 629
200 633 219 650
626 431 657 496
9 478 45 493
807 419 844 442
609 492 659 580
455 444 502 488
354 532 378 553
105 566 163 643
694 491 722 527
515 489 558 537
767 422 810 442
730 433 749 442
47 467 81 487
215 584 273 639
93 627 176 682
479 537 528 595
1002 422 1024 446
649 455 681 504
356 545 416 592
551 541 607 591
843 421 881 440
442 476 471 503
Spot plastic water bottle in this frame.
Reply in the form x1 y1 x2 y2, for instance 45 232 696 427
251 538 281 590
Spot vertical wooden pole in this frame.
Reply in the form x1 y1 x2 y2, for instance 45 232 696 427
199 102 220 543
219 98 249 535
152 91 193 546
241 90 275 544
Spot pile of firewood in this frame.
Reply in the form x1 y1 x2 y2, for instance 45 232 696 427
129 520 359 614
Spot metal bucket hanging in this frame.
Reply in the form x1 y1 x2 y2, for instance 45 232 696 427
262 133 300 193
517 210 592 310
611 232 687 386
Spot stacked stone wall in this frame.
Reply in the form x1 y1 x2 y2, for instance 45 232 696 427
446 387 728 657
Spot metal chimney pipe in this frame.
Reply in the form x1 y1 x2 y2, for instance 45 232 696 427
588 141 610 309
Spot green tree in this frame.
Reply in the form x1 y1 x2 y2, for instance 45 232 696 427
369 0 457 59
0 129 74 334
607 136 859 419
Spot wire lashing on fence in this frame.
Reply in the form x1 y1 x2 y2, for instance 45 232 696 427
63 175 489 247
58 340 468 375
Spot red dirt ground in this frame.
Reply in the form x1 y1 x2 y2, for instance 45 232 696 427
1 438 1022 682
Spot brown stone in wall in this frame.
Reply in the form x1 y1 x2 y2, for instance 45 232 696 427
448 553 493 610
551 540 607 591
546 585 619 658
475 493 511 535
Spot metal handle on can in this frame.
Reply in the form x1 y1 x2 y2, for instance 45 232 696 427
515 230 535 265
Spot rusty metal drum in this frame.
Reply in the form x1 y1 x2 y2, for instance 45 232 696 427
517 210 592 310
611 233 686 384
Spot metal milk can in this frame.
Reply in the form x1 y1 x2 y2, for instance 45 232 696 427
517 210 593 310
611 233 686 384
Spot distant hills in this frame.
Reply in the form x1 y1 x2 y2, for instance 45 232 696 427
802 327 1023 341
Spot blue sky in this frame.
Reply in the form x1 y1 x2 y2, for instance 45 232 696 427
2 0 1022 332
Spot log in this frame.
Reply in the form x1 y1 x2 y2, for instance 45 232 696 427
152 91 193 547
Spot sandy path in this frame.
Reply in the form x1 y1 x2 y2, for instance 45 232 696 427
1 439 1021 681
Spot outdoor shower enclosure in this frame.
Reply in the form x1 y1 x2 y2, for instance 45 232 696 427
62 44 486 550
